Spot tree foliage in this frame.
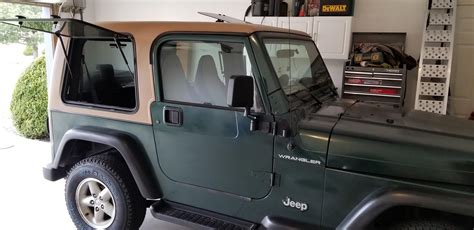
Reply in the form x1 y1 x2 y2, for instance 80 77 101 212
0 2 43 55
10 56 49 139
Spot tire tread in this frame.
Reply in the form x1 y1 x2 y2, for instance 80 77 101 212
66 153 146 230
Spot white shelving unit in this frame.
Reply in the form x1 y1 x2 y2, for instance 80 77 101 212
245 16 353 60
415 0 457 115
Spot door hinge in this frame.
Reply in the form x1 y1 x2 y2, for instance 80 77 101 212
270 172 276 186
256 121 289 137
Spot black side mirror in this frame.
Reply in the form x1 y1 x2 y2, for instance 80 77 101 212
227 75 254 109
227 75 258 131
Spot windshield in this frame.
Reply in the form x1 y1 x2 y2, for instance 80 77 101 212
264 38 338 109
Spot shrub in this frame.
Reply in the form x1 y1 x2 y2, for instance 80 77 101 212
10 56 48 139
23 45 34 56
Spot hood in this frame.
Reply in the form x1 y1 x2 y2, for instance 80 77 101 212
303 100 474 186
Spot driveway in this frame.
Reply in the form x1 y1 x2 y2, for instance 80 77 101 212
0 44 185 229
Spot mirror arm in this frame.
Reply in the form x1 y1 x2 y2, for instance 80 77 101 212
244 107 258 131
243 108 290 137
244 107 257 120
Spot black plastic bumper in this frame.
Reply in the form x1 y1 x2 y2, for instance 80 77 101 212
43 164 66 181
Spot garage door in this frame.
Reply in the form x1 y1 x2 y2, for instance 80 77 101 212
449 0 474 117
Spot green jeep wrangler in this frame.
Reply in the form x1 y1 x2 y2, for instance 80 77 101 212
3 18 474 230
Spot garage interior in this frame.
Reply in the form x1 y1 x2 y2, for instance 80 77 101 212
5 0 473 117
0 0 473 229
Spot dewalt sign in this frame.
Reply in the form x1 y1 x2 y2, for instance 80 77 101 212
320 0 354 16
322 5 347 13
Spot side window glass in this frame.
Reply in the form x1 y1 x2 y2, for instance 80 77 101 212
63 39 137 109
159 40 263 112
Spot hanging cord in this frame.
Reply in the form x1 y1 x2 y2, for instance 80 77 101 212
70 0 76 18
77 0 84 21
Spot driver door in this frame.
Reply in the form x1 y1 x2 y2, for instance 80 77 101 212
150 34 274 199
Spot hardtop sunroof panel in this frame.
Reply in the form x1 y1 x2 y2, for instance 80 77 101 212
0 18 129 39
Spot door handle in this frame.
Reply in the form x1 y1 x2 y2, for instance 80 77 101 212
163 106 183 126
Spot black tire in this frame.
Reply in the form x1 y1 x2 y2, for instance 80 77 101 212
388 219 466 230
65 154 146 230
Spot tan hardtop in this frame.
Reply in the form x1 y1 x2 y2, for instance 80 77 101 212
50 21 308 125
97 21 309 39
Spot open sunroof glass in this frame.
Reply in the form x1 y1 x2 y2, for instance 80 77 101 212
0 18 129 39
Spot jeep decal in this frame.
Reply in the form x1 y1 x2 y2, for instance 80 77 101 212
282 197 308 212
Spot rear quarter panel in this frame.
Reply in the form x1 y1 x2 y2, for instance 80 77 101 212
50 111 160 173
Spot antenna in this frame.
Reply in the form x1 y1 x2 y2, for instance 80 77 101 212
287 5 294 141
198 12 250 24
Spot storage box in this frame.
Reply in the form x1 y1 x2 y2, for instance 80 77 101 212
319 0 354 16
342 32 408 106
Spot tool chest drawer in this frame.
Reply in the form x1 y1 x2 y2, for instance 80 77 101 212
342 66 406 105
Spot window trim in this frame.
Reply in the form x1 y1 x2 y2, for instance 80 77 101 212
151 33 267 114
60 35 140 113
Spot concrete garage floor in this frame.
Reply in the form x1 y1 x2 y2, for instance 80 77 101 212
0 132 187 230
0 44 186 229
0 133 188 229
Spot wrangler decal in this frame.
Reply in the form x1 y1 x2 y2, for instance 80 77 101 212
278 154 321 165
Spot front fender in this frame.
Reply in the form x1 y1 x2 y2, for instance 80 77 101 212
338 187 474 229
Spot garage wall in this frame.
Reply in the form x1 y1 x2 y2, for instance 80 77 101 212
352 0 427 57
86 0 249 22
86 0 427 55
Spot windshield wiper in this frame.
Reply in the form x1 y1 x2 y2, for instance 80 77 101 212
287 89 321 111
304 88 323 105
298 79 323 106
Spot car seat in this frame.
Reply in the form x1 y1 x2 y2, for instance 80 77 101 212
194 55 227 106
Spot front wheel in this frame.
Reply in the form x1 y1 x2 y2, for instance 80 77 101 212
65 154 146 229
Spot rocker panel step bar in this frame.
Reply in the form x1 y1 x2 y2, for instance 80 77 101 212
151 200 258 230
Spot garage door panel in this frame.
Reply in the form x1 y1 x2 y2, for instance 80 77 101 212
449 3 474 117
455 32 474 44
458 0 474 6
451 47 474 97
458 19 474 32
449 98 472 117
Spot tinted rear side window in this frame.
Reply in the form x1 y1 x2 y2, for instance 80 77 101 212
63 38 137 110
